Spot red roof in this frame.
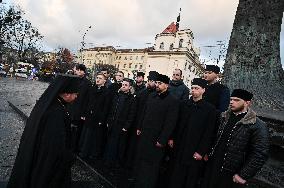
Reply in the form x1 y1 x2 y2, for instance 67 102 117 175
162 22 177 34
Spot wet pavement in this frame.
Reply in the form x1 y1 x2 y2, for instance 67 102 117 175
0 77 283 188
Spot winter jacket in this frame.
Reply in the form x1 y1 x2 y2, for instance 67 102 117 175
210 108 269 180
168 80 189 100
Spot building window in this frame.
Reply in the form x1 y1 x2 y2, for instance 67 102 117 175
124 56 127 60
139 64 143 69
184 62 187 70
160 42 164 49
117 64 120 68
130 56 132 60
136 56 138 60
135 64 138 69
123 64 126 68
141 56 144 60
179 39 184 48
170 43 174 50
129 63 132 68
119 56 121 60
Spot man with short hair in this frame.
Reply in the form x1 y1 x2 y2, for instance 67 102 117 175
108 71 124 98
203 89 269 188
101 68 112 88
104 78 137 166
135 74 179 188
79 73 111 160
8 74 81 188
69 64 92 153
126 71 159 168
169 78 216 188
203 65 230 112
168 69 189 100
134 72 146 96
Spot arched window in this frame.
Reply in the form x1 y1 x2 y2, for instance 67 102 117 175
170 43 174 50
160 42 164 49
179 39 184 48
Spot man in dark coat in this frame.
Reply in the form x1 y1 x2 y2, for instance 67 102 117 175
125 71 159 168
168 78 216 188
108 71 124 94
69 64 92 153
104 78 137 166
203 65 230 113
168 69 189 100
79 73 111 160
101 68 112 88
135 74 179 188
203 89 269 188
7 74 81 188
133 71 146 96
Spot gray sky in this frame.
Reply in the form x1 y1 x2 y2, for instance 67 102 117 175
6 0 284 66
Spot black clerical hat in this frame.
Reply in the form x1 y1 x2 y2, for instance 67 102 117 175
205 65 220 74
147 71 159 81
137 72 145 77
191 78 208 88
231 89 253 101
156 74 170 84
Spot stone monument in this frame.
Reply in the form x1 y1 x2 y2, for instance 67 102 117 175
223 0 284 112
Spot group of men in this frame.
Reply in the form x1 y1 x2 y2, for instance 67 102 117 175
7 63 269 188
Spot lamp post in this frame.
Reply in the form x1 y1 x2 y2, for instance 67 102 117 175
79 25 93 64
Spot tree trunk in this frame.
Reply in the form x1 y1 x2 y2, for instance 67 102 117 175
223 0 284 110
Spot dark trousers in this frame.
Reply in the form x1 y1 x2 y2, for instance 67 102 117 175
169 161 203 188
135 160 161 188
71 120 84 153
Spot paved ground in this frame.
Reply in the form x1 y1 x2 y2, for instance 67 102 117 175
0 77 283 188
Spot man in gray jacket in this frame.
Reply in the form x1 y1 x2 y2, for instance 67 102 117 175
168 69 189 100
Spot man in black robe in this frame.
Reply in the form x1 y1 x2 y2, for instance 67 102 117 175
135 74 179 188
79 73 111 160
202 89 269 188
133 72 146 96
104 78 137 167
203 65 230 113
69 64 92 153
168 78 216 188
7 74 81 188
125 71 159 168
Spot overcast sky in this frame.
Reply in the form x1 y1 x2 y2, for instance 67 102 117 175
5 0 284 67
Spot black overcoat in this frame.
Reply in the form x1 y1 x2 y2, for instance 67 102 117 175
136 91 179 162
79 85 111 158
104 91 137 163
174 98 217 165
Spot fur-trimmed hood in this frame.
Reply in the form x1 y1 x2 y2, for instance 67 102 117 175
221 108 257 125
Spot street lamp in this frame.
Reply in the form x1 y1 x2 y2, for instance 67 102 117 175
79 25 93 64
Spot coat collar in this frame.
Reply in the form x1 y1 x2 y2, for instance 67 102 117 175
222 108 257 125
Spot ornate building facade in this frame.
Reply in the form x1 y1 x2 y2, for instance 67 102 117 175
77 22 204 87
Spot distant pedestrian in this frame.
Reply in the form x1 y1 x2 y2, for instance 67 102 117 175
202 89 269 188
168 69 189 100
7 74 81 188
